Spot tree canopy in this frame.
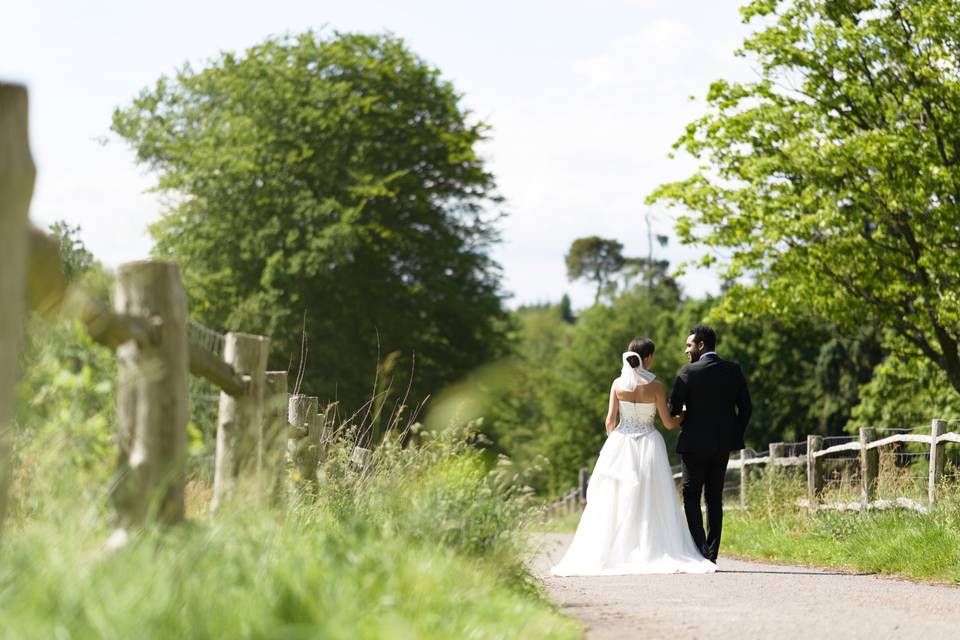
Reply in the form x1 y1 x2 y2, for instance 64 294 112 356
112 31 507 415
649 0 960 394
565 236 626 303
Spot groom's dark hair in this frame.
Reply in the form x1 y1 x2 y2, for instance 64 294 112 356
689 324 717 350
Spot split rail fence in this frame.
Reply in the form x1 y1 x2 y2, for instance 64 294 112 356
0 83 371 539
547 422 959 519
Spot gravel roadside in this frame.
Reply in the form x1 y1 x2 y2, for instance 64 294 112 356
533 533 960 640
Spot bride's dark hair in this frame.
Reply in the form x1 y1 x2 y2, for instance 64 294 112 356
625 338 655 368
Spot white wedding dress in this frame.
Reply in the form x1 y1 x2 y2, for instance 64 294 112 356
550 399 716 576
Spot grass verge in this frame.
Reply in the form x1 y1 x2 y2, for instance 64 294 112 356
2 403 581 638
723 466 960 585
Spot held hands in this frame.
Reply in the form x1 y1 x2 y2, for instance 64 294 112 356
666 410 686 430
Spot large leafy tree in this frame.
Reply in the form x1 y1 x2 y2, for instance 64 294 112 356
649 0 960 394
113 32 507 414
565 237 625 303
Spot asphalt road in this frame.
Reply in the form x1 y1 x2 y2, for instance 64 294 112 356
533 533 960 640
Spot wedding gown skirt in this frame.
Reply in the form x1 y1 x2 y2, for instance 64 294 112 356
550 401 717 576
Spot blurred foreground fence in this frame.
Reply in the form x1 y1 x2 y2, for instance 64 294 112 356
0 83 372 541
546 423 960 520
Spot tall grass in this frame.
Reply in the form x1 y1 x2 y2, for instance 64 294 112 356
724 462 960 584
2 323 580 638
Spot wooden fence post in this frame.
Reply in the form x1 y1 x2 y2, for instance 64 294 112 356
211 332 269 511
859 427 878 506
316 407 332 466
351 446 372 472
0 83 34 533
287 395 320 498
770 442 787 464
112 261 189 535
929 419 947 506
740 449 753 509
807 435 823 508
578 467 590 503
769 442 784 466
259 371 288 502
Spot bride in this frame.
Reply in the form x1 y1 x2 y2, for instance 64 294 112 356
550 338 716 576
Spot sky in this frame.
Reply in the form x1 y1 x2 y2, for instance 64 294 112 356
2 0 757 309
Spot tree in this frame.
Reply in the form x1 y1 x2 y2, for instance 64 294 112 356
112 32 507 415
559 294 575 324
565 236 625 303
619 257 681 302
649 0 960 395
48 221 94 282
719 317 881 443
852 334 960 430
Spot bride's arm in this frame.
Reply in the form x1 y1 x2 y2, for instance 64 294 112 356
655 383 683 430
605 383 619 434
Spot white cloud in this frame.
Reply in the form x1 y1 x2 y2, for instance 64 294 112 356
486 16 753 308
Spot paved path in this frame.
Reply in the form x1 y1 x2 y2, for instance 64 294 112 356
533 533 960 640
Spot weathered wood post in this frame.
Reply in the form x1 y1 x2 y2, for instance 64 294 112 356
287 395 320 498
859 427 878 506
112 261 189 534
740 449 754 510
315 406 333 466
211 332 269 511
259 371 288 502
578 467 590 503
0 83 35 533
807 435 824 508
929 419 947 506
351 446 372 473
769 442 785 460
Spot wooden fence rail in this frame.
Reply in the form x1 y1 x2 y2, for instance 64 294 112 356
546 420 959 520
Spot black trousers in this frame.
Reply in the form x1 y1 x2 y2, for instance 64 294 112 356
680 451 729 561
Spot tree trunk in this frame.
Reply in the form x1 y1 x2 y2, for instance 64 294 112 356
0 83 35 533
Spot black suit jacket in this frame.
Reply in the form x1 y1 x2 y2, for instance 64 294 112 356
668 354 752 454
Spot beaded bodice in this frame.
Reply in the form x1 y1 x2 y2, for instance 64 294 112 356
615 401 657 436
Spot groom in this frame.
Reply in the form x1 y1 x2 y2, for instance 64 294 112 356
668 324 751 563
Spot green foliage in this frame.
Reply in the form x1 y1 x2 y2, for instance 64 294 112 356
112 31 507 417
559 294 575 324
0 498 577 639
725 467 960 584
852 335 960 429
564 236 625 303
493 279 892 493
48 221 95 282
6 378 578 638
14 273 117 519
649 0 960 394
719 318 882 443
486 282 699 493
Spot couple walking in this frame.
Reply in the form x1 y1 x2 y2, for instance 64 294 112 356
551 324 752 576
